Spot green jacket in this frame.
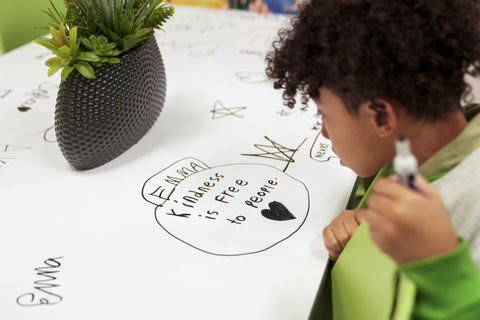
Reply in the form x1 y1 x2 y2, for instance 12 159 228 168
359 104 480 319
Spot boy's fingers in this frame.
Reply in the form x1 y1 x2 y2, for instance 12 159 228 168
323 227 345 252
351 207 366 224
355 211 366 224
343 212 362 237
323 209 365 258
413 174 437 198
365 192 395 217
388 175 399 183
326 246 342 259
333 227 350 249
379 174 435 198
363 208 384 231
373 178 409 200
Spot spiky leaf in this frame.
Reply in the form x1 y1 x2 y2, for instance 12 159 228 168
145 4 175 29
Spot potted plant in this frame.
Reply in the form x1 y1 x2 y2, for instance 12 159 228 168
35 0 175 170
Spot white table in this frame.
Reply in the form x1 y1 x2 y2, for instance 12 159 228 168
0 5 359 319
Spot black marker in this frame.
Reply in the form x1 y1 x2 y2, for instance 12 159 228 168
394 135 417 189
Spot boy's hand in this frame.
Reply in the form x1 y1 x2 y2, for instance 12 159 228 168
323 208 365 259
365 174 459 264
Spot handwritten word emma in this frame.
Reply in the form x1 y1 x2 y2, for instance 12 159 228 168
245 179 278 208
147 160 210 206
17 256 63 306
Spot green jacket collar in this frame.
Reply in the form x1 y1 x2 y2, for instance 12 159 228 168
419 103 480 178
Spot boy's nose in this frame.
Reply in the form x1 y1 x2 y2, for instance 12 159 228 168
321 125 330 140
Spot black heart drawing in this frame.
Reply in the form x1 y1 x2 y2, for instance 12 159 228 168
261 201 296 221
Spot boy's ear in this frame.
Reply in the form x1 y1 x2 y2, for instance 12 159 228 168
366 100 398 137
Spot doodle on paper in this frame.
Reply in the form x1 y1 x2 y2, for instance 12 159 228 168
210 100 247 119
310 131 339 162
142 158 309 256
241 136 307 172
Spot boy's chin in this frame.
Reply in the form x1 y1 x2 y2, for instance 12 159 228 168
343 161 371 178
339 159 375 178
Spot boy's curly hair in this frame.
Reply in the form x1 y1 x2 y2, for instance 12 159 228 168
265 0 480 121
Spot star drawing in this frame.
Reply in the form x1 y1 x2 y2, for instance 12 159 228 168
241 136 307 172
210 100 247 119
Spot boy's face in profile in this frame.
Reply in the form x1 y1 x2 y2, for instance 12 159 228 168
313 87 393 178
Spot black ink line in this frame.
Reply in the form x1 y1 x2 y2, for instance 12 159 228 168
1 144 32 152
38 82 58 90
31 126 56 143
0 89 13 99
167 208 191 218
283 138 306 172
0 158 15 166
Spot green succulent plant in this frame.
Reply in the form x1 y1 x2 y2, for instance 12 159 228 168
81 35 122 66
35 0 175 79
34 23 100 79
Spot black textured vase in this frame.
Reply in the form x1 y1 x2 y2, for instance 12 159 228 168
54 35 166 170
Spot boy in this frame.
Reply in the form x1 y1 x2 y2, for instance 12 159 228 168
266 0 480 318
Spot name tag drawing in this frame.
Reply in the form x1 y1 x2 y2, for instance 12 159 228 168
310 131 339 162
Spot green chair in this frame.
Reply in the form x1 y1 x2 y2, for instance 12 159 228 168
0 0 65 54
